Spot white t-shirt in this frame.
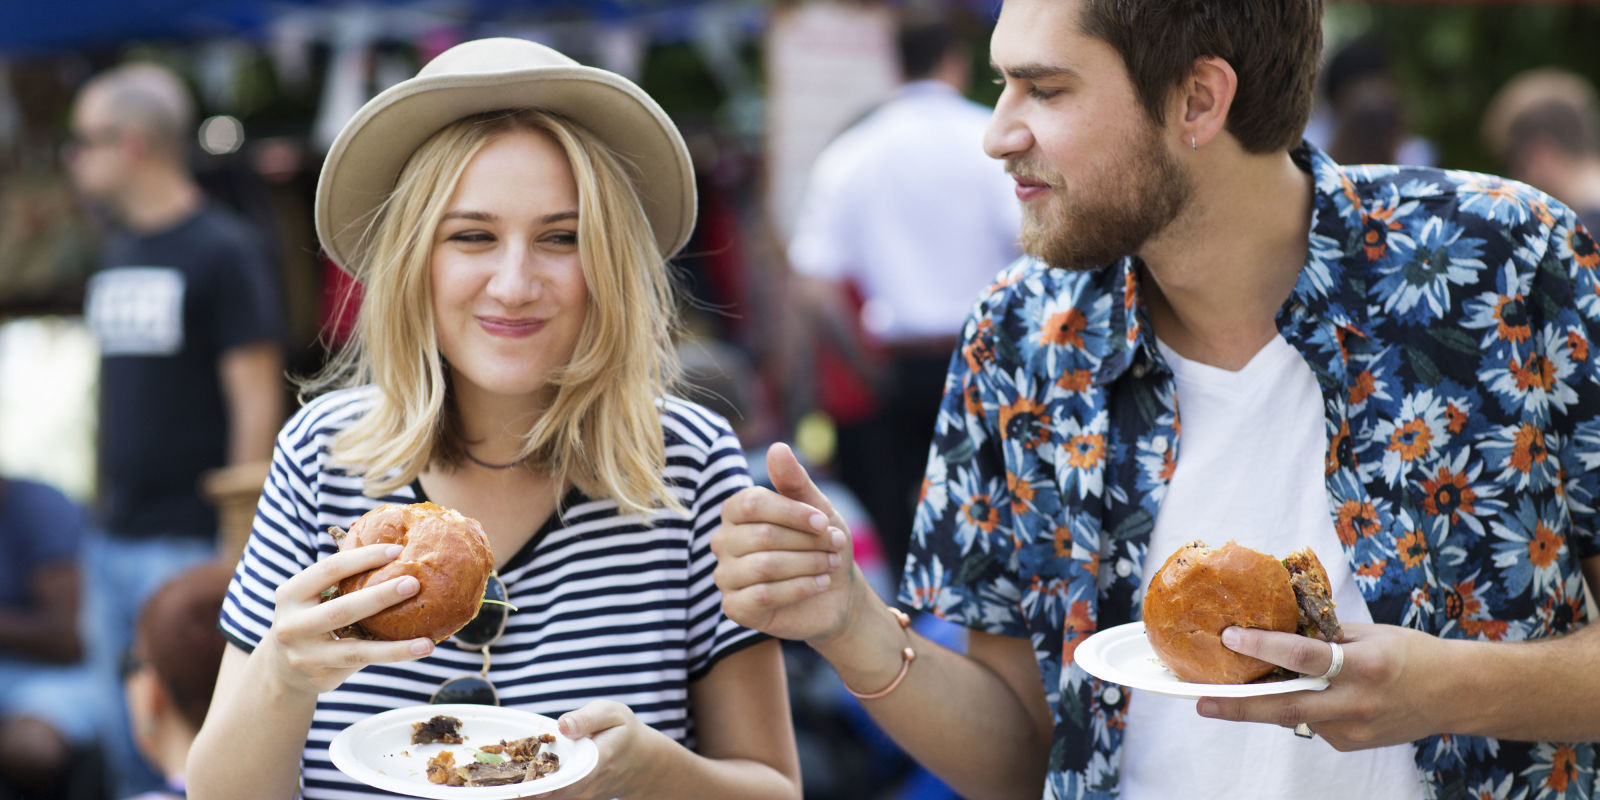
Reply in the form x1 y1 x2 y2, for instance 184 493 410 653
1119 335 1426 800
787 81 1021 343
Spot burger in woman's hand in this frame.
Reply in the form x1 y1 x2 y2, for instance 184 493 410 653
333 502 495 642
1141 540 1344 684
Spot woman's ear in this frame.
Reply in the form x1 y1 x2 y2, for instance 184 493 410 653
1179 56 1237 150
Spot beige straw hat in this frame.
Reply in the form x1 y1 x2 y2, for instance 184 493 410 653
314 37 697 272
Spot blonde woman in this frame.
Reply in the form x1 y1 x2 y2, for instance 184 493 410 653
188 39 803 800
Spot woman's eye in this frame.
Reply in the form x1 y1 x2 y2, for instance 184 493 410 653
448 231 494 244
546 231 578 246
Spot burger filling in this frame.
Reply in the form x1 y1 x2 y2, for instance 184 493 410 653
1284 557 1344 642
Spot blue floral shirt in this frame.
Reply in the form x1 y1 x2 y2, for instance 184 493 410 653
902 143 1600 800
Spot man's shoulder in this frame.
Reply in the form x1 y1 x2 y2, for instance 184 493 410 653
973 257 1123 319
1 478 77 514
187 203 264 253
1334 162 1571 238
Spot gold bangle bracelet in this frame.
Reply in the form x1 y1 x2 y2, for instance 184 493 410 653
845 607 915 700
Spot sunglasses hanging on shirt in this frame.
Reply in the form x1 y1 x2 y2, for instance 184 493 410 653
430 573 509 706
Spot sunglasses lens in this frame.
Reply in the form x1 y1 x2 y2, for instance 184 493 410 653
454 575 507 648
432 675 499 706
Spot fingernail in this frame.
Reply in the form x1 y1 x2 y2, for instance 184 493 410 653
1197 700 1218 717
557 716 573 736
386 545 403 559
830 528 847 549
396 576 420 596
410 638 432 656
815 573 831 590
1221 627 1241 648
809 512 827 532
828 552 840 570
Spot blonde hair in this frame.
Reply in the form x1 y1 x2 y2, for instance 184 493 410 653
306 110 683 517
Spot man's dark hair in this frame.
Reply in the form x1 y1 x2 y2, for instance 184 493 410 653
897 13 959 81
1322 34 1390 109
1077 0 1324 154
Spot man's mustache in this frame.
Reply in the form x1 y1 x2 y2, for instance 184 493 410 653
1005 160 1060 187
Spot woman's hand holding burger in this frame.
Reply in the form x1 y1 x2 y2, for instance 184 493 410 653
1196 621 1460 751
258 502 495 697
262 542 437 697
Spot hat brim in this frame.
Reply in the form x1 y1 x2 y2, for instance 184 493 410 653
315 65 696 273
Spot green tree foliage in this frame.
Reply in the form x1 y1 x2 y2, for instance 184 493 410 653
1336 3 1600 173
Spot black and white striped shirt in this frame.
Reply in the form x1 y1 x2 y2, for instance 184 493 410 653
219 388 765 799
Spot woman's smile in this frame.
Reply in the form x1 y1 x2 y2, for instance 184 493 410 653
475 315 547 338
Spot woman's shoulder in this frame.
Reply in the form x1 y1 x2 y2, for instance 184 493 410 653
657 395 738 451
279 385 378 452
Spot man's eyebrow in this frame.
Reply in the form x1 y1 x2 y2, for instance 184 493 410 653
990 61 1077 82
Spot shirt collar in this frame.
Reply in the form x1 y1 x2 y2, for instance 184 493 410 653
1286 141 1371 339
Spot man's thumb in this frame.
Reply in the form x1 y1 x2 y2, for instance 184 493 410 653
766 442 835 519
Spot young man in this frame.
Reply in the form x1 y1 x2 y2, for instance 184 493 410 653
63 62 285 797
714 1 1600 798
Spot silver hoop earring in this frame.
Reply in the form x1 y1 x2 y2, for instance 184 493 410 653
1191 136 1198 151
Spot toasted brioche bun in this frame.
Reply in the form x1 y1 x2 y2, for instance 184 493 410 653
336 502 495 642
1141 541 1299 684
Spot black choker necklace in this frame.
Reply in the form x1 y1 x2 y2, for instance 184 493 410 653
464 450 527 470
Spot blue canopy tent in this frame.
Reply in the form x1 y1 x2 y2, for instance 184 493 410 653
0 1 711 56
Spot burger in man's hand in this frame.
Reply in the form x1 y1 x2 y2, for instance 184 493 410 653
1141 540 1344 684
333 502 496 642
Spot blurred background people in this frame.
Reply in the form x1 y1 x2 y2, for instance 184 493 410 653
61 61 285 799
1483 68 1600 231
1308 33 1435 167
0 472 99 800
786 8 1019 590
120 561 233 800
678 337 965 800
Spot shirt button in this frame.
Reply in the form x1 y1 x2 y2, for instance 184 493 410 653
1101 686 1123 706
1150 435 1168 452
1115 560 1132 578
1130 362 1149 379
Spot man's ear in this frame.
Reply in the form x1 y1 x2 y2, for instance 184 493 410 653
1178 56 1237 150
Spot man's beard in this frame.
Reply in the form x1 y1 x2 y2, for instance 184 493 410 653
1011 125 1193 272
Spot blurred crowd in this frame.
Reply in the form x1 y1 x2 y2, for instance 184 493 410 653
2 2 1600 799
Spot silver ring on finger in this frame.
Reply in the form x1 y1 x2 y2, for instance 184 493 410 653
1293 722 1314 739
1317 641 1345 682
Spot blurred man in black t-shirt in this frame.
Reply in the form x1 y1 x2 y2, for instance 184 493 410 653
64 61 284 799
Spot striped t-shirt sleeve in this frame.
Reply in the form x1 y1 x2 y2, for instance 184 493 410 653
670 400 764 680
220 393 350 652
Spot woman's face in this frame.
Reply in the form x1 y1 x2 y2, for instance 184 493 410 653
431 129 588 403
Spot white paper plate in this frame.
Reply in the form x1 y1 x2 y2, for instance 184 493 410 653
1074 621 1331 699
328 704 599 799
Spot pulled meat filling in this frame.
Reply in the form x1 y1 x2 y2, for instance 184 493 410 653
411 715 465 745
423 734 561 787
1285 561 1344 642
